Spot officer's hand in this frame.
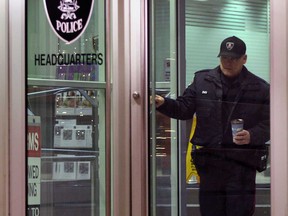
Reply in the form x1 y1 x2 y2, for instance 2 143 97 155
150 95 165 108
233 130 250 145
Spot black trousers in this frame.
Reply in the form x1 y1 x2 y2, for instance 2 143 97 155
193 150 257 216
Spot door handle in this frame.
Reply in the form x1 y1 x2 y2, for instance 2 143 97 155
132 91 140 99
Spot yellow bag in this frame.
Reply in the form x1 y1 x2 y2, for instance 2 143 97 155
186 116 200 183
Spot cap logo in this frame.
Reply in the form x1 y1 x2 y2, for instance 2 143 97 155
226 42 234 50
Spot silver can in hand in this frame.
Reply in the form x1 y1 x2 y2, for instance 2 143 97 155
231 119 244 137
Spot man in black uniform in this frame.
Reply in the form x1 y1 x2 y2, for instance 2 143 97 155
154 36 270 216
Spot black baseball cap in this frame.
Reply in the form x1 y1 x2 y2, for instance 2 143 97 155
217 36 246 58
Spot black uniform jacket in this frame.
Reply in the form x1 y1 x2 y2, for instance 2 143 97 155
157 66 270 149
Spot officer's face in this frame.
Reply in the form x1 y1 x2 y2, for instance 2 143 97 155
220 55 247 77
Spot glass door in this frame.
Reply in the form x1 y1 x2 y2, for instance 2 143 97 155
149 0 271 216
26 0 108 215
149 0 181 216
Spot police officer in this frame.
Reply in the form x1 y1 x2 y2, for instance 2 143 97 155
154 36 270 216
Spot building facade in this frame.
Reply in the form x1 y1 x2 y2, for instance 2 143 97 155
0 0 288 215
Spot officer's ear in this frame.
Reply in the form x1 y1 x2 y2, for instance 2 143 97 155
242 54 247 64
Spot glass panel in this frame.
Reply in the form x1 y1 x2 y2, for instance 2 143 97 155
150 1 270 216
27 0 105 82
149 0 178 215
27 87 105 216
185 1 271 215
26 0 107 216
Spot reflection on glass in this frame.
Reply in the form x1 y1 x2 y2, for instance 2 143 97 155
27 86 105 216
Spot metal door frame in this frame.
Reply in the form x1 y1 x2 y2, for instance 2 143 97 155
0 0 9 215
270 0 288 215
9 0 26 215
